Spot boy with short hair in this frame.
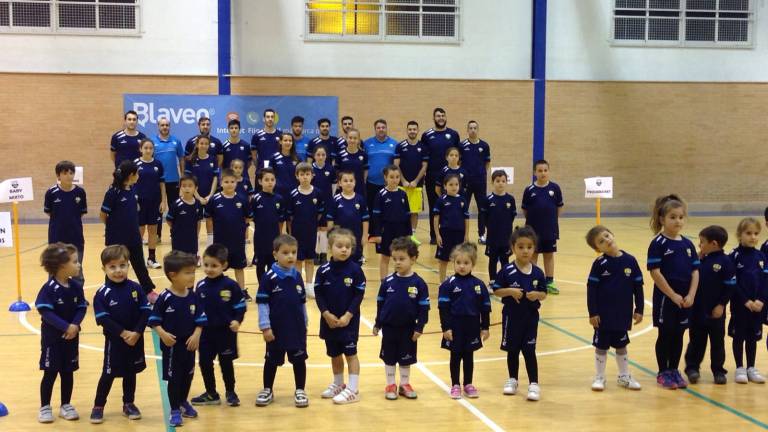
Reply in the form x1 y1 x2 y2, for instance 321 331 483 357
287 163 325 298
480 170 516 285
44 161 88 281
205 168 253 299
222 119 252 178
521 159 564 294
684 225 735 385
256 235 310 408
191 244 247 407
149 251 206 427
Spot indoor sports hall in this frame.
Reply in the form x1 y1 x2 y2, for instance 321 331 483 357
1 1 768 431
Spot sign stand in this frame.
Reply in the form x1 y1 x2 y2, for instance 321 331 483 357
584 176 613 227
0 177 34 312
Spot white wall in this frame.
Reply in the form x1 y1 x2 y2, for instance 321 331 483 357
547 0 768 82
232 0 532 80
0 0 218 75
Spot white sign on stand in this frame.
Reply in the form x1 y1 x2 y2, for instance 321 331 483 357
0 212 11 247
491 167 514 184
584 177 614 199
73 167 84 185
0 177 34 203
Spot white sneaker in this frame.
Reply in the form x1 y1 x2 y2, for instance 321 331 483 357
617 374 642 390
735 367 749 384
59 404 79 421
146 259 162 269
591 376 606 391
305 282 315 299
332 388 360 405
321 383 345 399
503 378 518 395
526 383 540 401
38 405 54 423
747 367 766 384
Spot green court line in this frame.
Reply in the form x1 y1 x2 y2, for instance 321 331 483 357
538 319 768 430
150 331 173 432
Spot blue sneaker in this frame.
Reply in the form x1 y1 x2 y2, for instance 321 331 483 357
169 409 183 427
180 401 198 418
226 391 240 407
89 406 104 424
656 371 677 390
122 403 141 420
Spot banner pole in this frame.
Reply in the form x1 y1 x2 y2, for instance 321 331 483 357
9 201 29 312
596 198 601 226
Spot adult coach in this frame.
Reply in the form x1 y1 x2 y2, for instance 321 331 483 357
460 120 491 243
291 116 311 161
251 108 281 169
336 115 355 150
422 108 460 244
185 117 223 167
110 110 146 166
152 117 185 242
363 119 398 212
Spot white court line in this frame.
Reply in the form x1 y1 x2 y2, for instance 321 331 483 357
359 316 505 432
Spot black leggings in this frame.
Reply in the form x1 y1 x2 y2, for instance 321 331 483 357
94 373 136 406
449 351 474 386
40 370 73 407
254 255 274 285
655 326 685 372
157 181 179 239
168 372 194 411
263 358 306 390
125 242 156 293
464 180 487 236
487 251 510 284
733 338 757 368
200 358 236 395
506 345 539 383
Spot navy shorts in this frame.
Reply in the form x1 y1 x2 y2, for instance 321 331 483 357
102 336 147 377
728 310 763 342
220 240 247 270
294 227 317 261
536 238 557 254
39 337 80 372
200 326 239 363
138 198 161 226
265 342 308 366
653 290 691 329
500 311 539 352
485 243 511 258
380 325 418 366
325 339 358 357
376 221 412 256
161 343 196 381
441 315 484 353
592 329 630 350
436 228 465 262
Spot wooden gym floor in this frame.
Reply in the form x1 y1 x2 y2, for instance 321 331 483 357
1 216 767 431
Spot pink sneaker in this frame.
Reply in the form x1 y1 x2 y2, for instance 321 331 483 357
463 384 479 398
449 385 461 399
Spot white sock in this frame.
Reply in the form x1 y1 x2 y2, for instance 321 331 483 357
616 349 630 376
348 374 359 392
206 234 213 246
385 365 396 386
318 231 328 253
399 365 410 385
333 373 344 386
595 350 607 378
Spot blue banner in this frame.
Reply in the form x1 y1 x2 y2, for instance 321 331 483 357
123 94 339 143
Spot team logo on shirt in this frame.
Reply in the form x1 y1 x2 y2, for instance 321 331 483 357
624 268 632 277
713 264 722 272
532 280 539 287
548 190 554 197
325 171 330 176
445 133 451 139
296 285 304 294
355 203 360 209
408 286 418 298
154 167 159 172
417 147 422 152
75 197 81 203
109 299 119 306
220 290 231 302
236 202 242 208
312 198 317 204
506 202 511 208
460 201 465 207
479 148 483 152
686 249 692 257
474 285 481 294
344 277 353 287
189 304 196 315
761 261 765 269
132 290 138 300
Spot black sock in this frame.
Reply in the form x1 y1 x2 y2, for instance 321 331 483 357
40 370 57 407
546 276 554 284
449 351 461 386
221 358 236 393
122 373 136 404
94 375 114 407
293 360 307 390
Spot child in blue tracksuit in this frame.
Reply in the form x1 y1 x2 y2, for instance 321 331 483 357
250 167 285 281
35 243 87 424
373 237 430 401
166 174 204 258
191 244 247 407
438 242 491 400
314 228 366 405
90 245 152 424
325 171 370 264
312 145 336 263
134 138 166 268
433 173 469 282
149 251 207 427
288 162 325 298
44 160 88 283
493 226 548 401
370 165 412 281
729 217 768 384
185 135 219 240
480 169 516 285
684 225 734 385
256 234 310 408
585 225 644 392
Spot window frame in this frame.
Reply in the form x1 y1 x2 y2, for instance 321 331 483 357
609 0 755 48
0 0 142 37
303 0 461 44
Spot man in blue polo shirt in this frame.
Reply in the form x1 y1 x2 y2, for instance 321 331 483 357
363 119 398 212
152 117 185 242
